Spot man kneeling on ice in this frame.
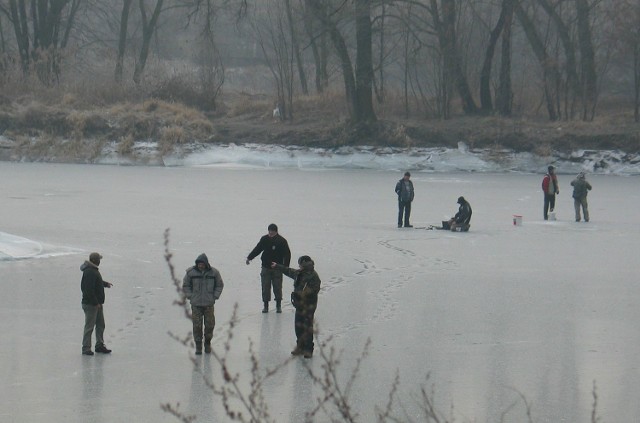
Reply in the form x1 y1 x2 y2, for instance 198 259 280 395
444 196 472 231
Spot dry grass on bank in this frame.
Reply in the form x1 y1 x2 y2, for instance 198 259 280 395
1 69 640 161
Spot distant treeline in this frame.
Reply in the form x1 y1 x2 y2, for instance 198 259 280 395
0 0 637 125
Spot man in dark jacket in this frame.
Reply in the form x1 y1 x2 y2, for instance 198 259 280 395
183 253 224 355
542 165 560 220
395 171 415 228
246 223 291 313
447 196 472 231
272 255 321 358
81 252 113 355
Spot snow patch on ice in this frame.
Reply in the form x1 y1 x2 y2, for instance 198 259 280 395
0 231 82 261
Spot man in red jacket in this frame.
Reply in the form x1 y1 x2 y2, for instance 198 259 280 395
541 165 559 220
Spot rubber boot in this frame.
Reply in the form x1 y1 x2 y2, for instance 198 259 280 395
276 300 282 313
262 302 268 313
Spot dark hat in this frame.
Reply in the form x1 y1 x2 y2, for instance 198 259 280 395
404 171 411 177
548 165 555 172
457 196 465 204
195 253 209 265
268 223 278 232
89 252 102 264
298 255 312 265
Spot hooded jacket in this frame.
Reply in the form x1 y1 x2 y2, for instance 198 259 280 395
183 253 224 307
276 260 321 307
80 261 107 305
454 200 472 225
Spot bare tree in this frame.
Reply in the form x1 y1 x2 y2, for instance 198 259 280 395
515 1 561 120
536 0 580 119
301 0 329 93
306 0 377 124
429 0 478 117
495 0 514 116
132 0 164 84
602 0 640 121
576 0 597 121
0 0 82 83
284 0 308 95
115 0 133 83
249 0 295 120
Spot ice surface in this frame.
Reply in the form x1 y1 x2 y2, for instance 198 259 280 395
1 162 639 422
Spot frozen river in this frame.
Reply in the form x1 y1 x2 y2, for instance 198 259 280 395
1 162 638 422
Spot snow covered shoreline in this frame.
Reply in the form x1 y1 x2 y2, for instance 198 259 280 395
104 141 640 175
2 134 639 175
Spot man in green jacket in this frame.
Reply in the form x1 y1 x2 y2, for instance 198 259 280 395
81 252 113 355
571 172 593 222
272 255 321 358
183 253 224 355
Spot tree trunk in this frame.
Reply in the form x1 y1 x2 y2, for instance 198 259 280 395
8 0 31 74
537 0 579 119
375 2 385 104
442 0 477 114
576 0 597 121
284 0 308 95
515 2 559 120
301 0 328 94
354 0 376 122
61 0 81 49
306 0 356 120
115 0 133 83
133 0 164 85
635 44 640 122
428 0 450 118
496 0 514 116
479 1 507 113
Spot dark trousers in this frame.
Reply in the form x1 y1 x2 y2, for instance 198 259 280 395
294 303 316 352
574 196 589 222
82 304 105 352
191 305 215 344
398 200 412 226
543 194 556 220
260 267 283 302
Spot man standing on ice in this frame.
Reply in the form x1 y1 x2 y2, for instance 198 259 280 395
542 165 559 220
571 172 592 222
272 255 321 359
183 253 224 355
81 252 113 355
246 223 291 313
395 171 415 228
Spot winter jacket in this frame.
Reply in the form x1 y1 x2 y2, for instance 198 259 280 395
247 234 291 269
454 201 472 225
395 179 415 202
80 261 108 305
276 261 321 308
571 177 592 199
183 254 224 307
542 173 559 195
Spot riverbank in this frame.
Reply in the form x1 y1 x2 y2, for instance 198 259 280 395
1 97 639 171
